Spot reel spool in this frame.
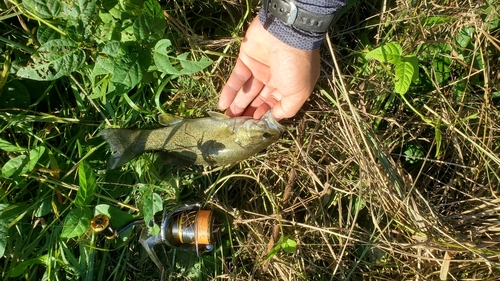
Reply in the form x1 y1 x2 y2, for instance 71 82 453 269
163 208 217 252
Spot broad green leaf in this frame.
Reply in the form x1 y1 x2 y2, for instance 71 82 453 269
61 207 92 238
27 146 45 172
1 147 46 178
119 0 144 15
96 12 120 43
120 20 136 42
365 42 403 64
132 0 165 43
456 26 474 48
62 0 97 21
98 41 125 58
143 192 162 235
154 39 213 75
63 0 98 42
0 220 7 257
281 237 297 253
107 1 124 19
394 61 414 95
402 55 419 82
431 45 452 85
176 53 213 75
452 80 467 100
92 41 149 97
35 197 53 217
66 19 87 42
75 161 97 207
153 39 176 73
23 0 61 19
1 155 29 178
0 139 27 152
37 24 62 45
17 38 86 81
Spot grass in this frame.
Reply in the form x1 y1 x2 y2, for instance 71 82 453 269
1 0 500 280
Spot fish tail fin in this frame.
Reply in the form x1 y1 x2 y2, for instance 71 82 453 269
100 129 144 169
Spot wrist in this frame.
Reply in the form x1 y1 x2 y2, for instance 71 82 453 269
258 0 346 51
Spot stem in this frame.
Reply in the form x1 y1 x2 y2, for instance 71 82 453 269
0 36 35 54
8 0 67 36
399 93 435 126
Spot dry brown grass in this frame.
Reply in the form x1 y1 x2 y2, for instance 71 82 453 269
203 1 500 280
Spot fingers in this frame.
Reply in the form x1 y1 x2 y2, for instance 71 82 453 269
219 16 319 120
219 51 272 117
243 85 275 117
227 77 265 116
253 90 308 120
271 94 308 120
218 58 251 112
252 92 276 119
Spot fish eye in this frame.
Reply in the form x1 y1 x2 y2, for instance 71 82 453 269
262 132 271 139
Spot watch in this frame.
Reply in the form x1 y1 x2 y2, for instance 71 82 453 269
263 0 335 33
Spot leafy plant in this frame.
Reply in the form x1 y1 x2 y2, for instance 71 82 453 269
258 236 297 265
143 191 163 235
403 143 424 164
10 0 212 100
61 161 96 238
365 41 419 95
0 0 217 279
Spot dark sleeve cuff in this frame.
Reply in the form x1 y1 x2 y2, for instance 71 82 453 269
258 0 346 51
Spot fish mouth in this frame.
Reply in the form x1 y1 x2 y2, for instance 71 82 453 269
261 110 285 132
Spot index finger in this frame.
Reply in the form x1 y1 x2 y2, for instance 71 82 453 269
218 58 252 111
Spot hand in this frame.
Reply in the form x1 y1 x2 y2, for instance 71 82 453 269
218 17 320 120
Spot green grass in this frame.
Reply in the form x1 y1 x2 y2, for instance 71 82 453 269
1 0 500 280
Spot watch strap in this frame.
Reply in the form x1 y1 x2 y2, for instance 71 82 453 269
263 0 335 33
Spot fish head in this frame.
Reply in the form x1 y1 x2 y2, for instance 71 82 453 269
234 110 285 147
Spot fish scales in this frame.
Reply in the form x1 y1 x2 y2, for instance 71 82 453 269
101 111 284 169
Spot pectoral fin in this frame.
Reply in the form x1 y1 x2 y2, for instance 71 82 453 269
158 113 184 126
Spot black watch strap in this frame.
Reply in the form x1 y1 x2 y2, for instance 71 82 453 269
263 0 335 33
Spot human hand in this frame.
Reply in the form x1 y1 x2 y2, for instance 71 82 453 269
218 17 320 120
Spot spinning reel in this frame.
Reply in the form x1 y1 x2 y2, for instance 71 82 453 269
91 203 225 280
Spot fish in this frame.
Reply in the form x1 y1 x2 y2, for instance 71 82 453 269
100 110 284 169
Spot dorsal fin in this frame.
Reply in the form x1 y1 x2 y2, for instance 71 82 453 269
208 111 230 120
158 113 183 126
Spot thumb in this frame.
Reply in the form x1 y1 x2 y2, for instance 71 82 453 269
271 96 306 120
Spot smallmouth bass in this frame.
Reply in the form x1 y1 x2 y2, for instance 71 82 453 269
101 111 284 169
